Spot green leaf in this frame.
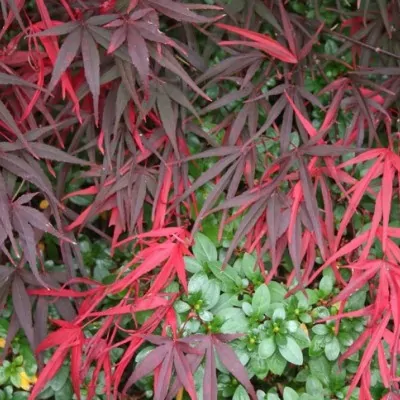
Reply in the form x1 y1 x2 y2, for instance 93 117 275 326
0 368 7 385
252 284 271 317
345 289 367 311
3 386 12 399
242 302 253 316
257 390 267 400
192 232 217 263
0 319 9 336
267 352 287 375
304 289 319 305
188 272 208 294
286 321 298 333
211 293 238 313
202 279 220 309
184 257 203 273
324 39 338 55
241 253 258 280
295 292 309 309
54 381 73 400
233 385 250 400
199 310 213 322
319 276 333 295
208 261 242 290
174 300 191 313
306 376 323 395
250 355 269 378
259 337 276 359
11 393 28 400
184 319 201 334
219 308 249 333
325 337 340 361
291 328 310 349
50 366 69 391
279 337 303 365
10 372 21 388
330 364 346 390
309 357 330 386
268 282 287 302
272 307 286 321
312 324 328 335
299 395 318 400
338 332 354 347
309 335 326 357
312 307 330 319
294 368 309 382
93 263 110 282
300 313 312 324
36 385 54 399
283 387 299 400
165 281 179 293
267 393 280 400
19 341 37 374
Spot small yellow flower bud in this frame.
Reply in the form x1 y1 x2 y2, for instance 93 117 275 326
39 199 49 210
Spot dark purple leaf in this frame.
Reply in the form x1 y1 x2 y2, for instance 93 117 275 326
154 348 173 400
12 275 35 349
30 21 80 37
173 348 197 400
127 26 150 95
214 337 256 399
14 192 38 206
0 100 36 155
148 0 213 23
302 145 361 157
12 210 49 288
204 344 217 400
288 215 302 280
0 172 18 255
48 28 82 92
30 143 91 165
81 30 100 124
34 297 48 354
156 92 178 154
123 345 169 392
298 157 325 259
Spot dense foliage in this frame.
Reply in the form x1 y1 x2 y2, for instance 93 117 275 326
0 0 400 399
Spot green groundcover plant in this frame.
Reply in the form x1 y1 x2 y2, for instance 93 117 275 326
0 0 400 399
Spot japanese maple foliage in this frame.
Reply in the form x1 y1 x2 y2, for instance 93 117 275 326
0 0 400 399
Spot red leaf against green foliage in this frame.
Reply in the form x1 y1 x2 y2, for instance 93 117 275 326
113 229 191 294
29 320 84 400
216 23 298 63
334 149 399 253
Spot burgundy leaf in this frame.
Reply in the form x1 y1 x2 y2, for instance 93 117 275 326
127 26 150 96
12 275 35 349
81 30 101 124
214 337 256 399
298 157 325 259
48 28 82 92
